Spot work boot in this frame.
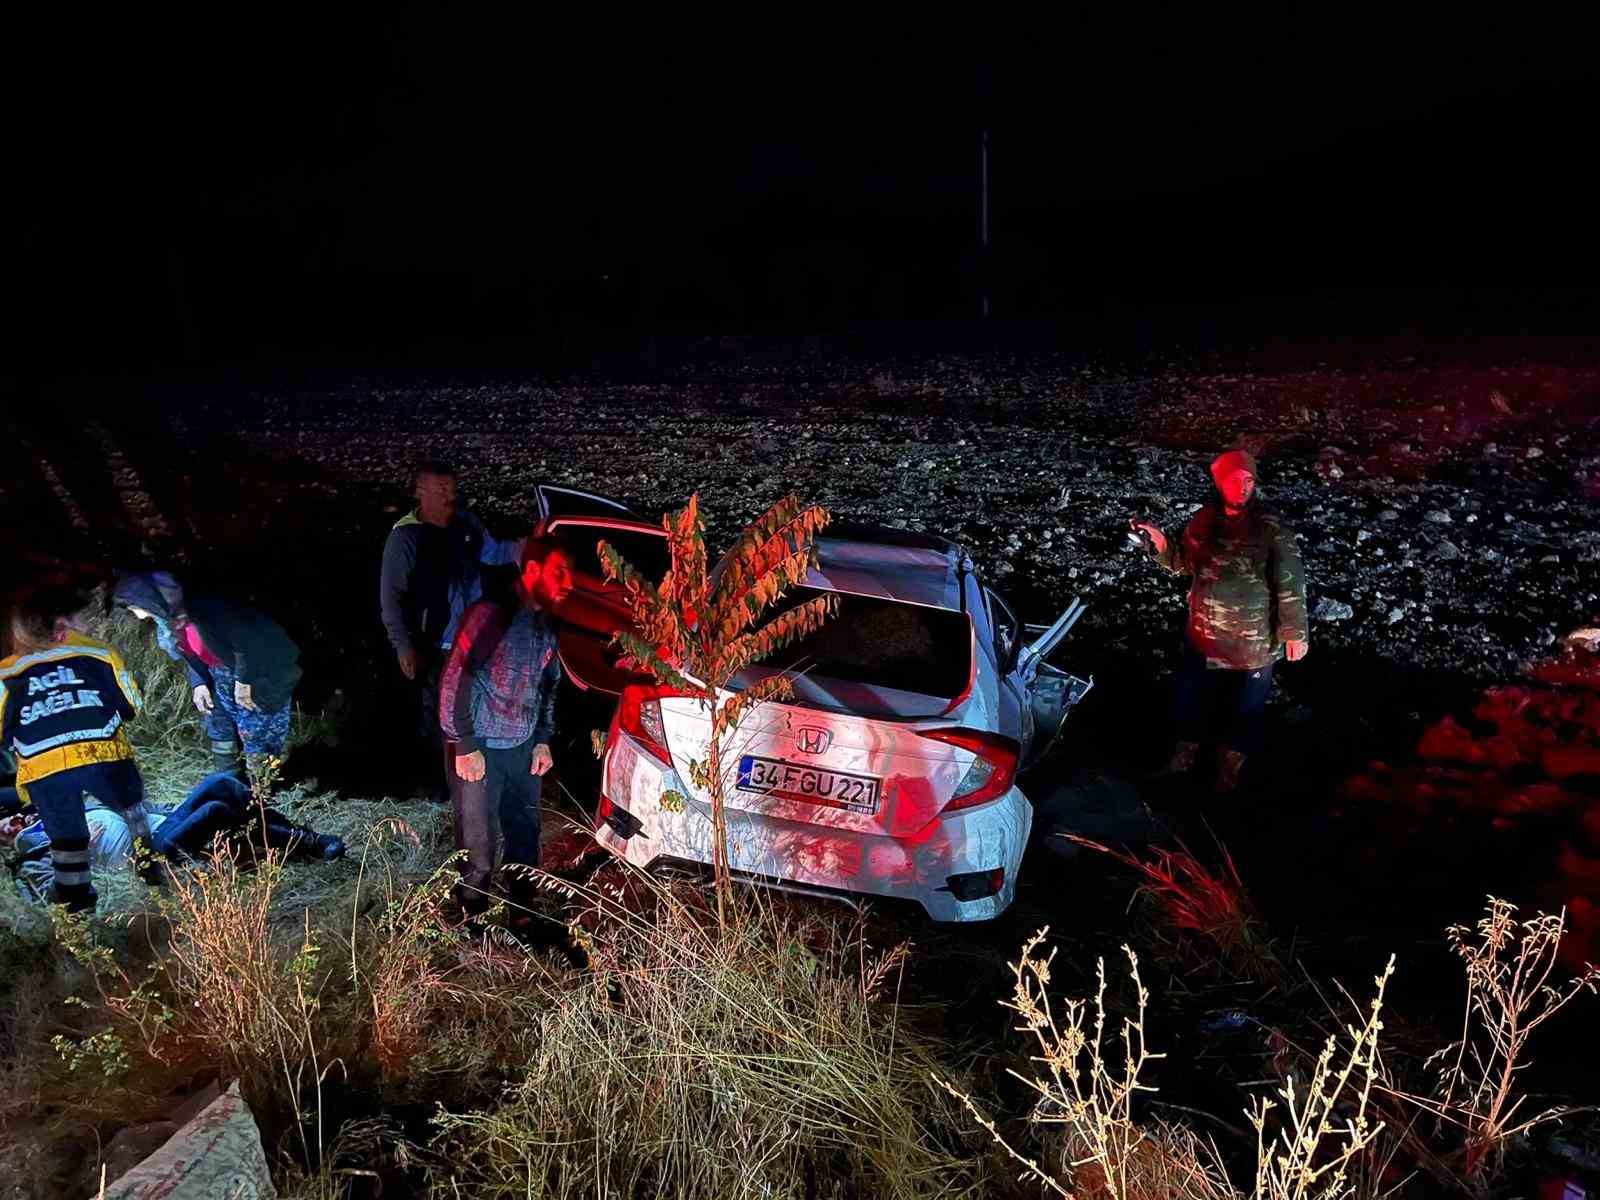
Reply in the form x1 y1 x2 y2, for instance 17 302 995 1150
211 751 245 779
1158 741 1201 777
47 882 98 913
1216 749 1248 794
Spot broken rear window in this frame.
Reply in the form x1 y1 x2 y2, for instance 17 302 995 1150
733 587 971 701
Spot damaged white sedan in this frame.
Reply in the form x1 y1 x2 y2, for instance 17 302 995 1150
544 488 1093 922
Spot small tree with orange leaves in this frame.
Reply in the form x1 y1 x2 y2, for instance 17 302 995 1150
599 493 837 929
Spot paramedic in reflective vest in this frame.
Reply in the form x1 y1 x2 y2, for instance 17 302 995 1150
0 589 160 910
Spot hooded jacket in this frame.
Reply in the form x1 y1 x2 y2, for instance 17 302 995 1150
114 572 302 711
1152 465 1308 670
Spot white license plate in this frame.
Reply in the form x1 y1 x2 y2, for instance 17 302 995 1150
737 755 880 815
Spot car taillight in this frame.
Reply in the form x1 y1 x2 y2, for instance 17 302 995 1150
619 683 676 768
918 727 1019 812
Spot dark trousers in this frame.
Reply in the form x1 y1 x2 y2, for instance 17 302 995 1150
153 796 319 860
414 648 460 805
1172 642 1275 756
453 737 543 912
151 772 252 859
22 760 147 910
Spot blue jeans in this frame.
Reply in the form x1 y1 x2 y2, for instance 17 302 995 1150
1172 642 1275 756
22 760 148 910
151 773 252 859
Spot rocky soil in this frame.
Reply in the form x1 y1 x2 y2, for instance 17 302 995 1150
202 345 1600 691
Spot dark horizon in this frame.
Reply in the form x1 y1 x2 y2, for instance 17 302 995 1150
16 14 1600 378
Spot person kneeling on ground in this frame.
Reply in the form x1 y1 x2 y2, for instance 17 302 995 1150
113 572 301 777
0 588 160 910
438 537 572 918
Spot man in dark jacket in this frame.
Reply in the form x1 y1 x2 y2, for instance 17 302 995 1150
1131 448 1309 792
438 538 572 913
113 572 301 773
379 462 524 801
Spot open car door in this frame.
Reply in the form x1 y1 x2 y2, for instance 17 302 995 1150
1015 596 1093 767
535 484 640 522
539 503 670 695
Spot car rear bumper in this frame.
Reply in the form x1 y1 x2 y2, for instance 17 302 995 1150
595 736 1031 922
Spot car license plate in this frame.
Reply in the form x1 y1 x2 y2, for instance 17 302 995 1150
737 755 880 815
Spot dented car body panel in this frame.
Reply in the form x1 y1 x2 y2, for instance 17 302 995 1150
570 508 1092 922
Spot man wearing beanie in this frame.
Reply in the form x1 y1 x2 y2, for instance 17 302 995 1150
1131 448 1308 792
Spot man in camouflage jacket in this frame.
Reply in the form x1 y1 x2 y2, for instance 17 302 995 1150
1131 448 1308 791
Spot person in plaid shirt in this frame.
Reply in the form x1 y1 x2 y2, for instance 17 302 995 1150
439 537 574 913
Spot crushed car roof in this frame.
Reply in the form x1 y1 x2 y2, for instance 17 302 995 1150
807 524 966 610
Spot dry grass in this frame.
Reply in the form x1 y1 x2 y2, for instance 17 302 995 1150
1064 835 1283 985
1398 897 1600 1183
938 929 1234 1200
427 876 989 1199
942 929 1394 1200
18 788 991 1199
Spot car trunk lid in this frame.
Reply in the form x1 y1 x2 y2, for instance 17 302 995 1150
657 694 975 837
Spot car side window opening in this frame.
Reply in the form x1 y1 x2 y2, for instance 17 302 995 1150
986 588 1020 671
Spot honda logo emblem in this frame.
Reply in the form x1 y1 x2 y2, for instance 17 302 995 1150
796 726 831 755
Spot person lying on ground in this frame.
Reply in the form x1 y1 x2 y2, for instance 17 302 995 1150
2 773 344 903
380 460 526 804
2 803 146 903
1130 447 1309 794
0 587 160 910
438 537 572 917
150 770 344 864
112 571 302 776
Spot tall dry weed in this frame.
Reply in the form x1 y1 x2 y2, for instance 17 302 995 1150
945 929 1394 1200
1248 958 1392 1200
938 929 1233 1200
1404 897 1600 1183
428 876 984 1200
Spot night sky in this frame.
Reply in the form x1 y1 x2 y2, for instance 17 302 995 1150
17 12 1600 372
